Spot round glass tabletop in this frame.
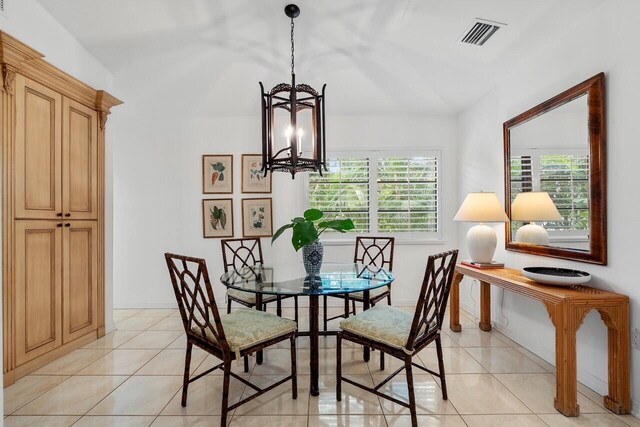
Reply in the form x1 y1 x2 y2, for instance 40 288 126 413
220 262 395 296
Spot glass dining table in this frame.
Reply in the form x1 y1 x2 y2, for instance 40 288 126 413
220 262 395 396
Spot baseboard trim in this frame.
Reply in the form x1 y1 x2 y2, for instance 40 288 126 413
632 404 640 420
105 321 117 334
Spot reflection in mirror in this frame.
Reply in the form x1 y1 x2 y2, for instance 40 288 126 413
509 94 590 250
503 72 606 265
511 191 563 245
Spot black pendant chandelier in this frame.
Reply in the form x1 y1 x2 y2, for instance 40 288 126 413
260 4 327 178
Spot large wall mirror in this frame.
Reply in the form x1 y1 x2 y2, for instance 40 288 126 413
503 73 606 264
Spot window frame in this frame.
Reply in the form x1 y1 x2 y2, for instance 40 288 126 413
304 149 443 244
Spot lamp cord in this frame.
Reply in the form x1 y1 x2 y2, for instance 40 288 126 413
290 18 295 75
499 288 510 329
470 280 477 319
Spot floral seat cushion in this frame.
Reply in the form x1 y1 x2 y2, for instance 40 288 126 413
227 288 278 304
340 305 420 353
191 309 296 357
348 286 390 301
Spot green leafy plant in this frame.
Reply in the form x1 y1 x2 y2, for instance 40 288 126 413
209 206 227 230
272 209 355 251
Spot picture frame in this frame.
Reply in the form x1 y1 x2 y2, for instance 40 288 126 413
203 154 233 194
202 199 234 238
242 198 273 238
241 154 272 193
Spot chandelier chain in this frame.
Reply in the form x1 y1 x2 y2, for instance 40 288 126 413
290 18 295 75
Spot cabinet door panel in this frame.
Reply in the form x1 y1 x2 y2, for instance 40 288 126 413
15 221 63 365
63 98 98 219
15 76 63 219
63 221 98 343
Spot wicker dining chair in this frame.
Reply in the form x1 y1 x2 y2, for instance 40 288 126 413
323 236 395 331
165 253 297 427
336 249 458 427
221 238 298 323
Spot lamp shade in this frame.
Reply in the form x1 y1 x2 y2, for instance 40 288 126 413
454 192 509 223
511 192 563 222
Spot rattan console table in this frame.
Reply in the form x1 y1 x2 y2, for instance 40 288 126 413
449 264 630 417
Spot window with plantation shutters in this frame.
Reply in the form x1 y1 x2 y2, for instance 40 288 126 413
377 157 438 232
308 152 440 236
510 155 534 197
510 152 589 233
308 158 370 232
539 154 589 231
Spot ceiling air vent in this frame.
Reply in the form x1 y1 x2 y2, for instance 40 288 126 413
0 0 6 15
459 19 505 46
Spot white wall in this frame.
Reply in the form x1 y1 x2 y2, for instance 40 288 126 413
0 0 113 90
0 0 117 409
111 113 458 309
457 0 640 415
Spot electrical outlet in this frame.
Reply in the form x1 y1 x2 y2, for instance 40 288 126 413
633 328 640 349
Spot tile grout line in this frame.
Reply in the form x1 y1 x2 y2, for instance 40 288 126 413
107 314 196 424
363 343 386 420
487 365 553 418
7 345 122 415
82 328 144 350
436 318 544 419
535 413 554 427
416 349 465 417
477 342 616 419
67 312 179 423
490 371 612 414
110 309 141 325
4 375 73 416
224 352 257 424
148 349 212 427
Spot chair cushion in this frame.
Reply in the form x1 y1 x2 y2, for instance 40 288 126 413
192 309 296 355
348 286 390 302
227 289 278 304
340 305 416 353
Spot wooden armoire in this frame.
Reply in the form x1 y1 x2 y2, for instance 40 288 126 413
0 32 121 386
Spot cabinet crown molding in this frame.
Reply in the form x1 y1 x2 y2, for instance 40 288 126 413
0 32 43 68
96 90 123 114
0 31 122 111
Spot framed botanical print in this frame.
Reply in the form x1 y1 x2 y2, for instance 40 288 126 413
241 154 271 193
242 198 273 238
203 155 233 194
202 199 234 238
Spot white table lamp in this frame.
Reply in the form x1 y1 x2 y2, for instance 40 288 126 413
454 192 509 263
511 191 563 245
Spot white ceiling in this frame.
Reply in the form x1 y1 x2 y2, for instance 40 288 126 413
36 0 604 117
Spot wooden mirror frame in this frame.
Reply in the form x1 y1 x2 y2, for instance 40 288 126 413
503 73 607 265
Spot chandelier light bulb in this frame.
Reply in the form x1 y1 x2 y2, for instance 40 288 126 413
298 128 304 154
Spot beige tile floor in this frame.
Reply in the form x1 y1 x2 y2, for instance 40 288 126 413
4 306 639 427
